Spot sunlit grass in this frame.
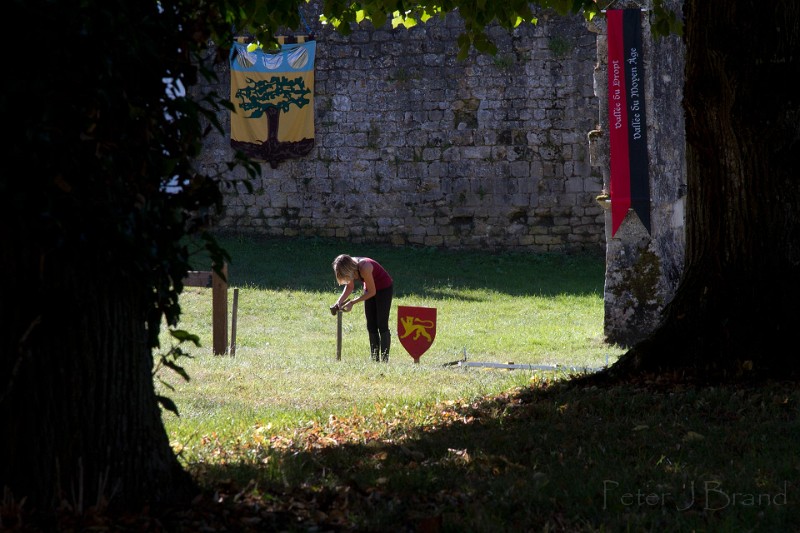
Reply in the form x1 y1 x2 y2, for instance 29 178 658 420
157 233 622 454
151 234 799 531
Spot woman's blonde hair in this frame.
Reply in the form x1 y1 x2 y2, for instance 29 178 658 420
332 254 359 285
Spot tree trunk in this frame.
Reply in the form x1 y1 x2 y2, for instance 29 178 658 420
0 238 195 516
598 0 800 382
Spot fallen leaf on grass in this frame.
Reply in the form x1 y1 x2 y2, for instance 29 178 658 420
682 431 705 442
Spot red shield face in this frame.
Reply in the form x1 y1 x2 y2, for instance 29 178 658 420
397 306 437 361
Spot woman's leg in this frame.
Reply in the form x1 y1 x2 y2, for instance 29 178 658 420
364 298 380 361
375 285 393 362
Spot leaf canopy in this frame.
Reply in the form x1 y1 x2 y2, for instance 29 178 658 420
215 0 679 61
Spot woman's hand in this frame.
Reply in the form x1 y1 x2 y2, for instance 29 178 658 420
341 301 355 312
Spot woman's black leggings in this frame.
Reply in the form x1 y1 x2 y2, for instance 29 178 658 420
364 284 393 362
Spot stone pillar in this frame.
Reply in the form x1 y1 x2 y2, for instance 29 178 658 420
588 1 687 347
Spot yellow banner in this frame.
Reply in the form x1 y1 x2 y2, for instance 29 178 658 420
230 40 315 168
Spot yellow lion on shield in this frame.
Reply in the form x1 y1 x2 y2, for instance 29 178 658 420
399 316 434 343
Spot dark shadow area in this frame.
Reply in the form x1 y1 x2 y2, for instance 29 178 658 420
193 232 606 299
12 380 797 531
186 380 800 531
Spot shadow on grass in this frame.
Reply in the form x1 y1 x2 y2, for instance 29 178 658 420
189 379 800 532
194 232 606 299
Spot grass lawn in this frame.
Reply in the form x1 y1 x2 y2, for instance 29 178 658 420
151 233 799 532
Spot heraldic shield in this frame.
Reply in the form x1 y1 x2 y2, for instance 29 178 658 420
397 306 437 362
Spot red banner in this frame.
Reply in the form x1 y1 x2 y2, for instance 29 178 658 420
397 306 437 362
607 9 650 236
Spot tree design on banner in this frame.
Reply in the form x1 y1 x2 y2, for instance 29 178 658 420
230 37 316 169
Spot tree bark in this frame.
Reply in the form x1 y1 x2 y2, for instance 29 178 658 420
2 0 216 518
597 0 800 382
1 239 195 516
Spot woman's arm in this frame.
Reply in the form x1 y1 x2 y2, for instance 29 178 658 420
342 260 375 310
336 280 355 307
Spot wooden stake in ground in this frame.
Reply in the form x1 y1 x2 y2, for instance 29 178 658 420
230 288 239 356
336 308 343 360
184 262 229 356
211 263 228 355
331 303 344 361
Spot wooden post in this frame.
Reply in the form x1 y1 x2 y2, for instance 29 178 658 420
183 264 229 355
336 308 343 361
230 288 239 356
212 263 228 355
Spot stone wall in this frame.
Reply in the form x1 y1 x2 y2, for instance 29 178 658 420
195 7 604 253
194 2 689 347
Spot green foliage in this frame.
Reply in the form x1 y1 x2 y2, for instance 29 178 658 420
308 0 600 60
548 36 574 58
153 329 200 415
492 54 516 70
651 0 684 37
391 67 416 83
